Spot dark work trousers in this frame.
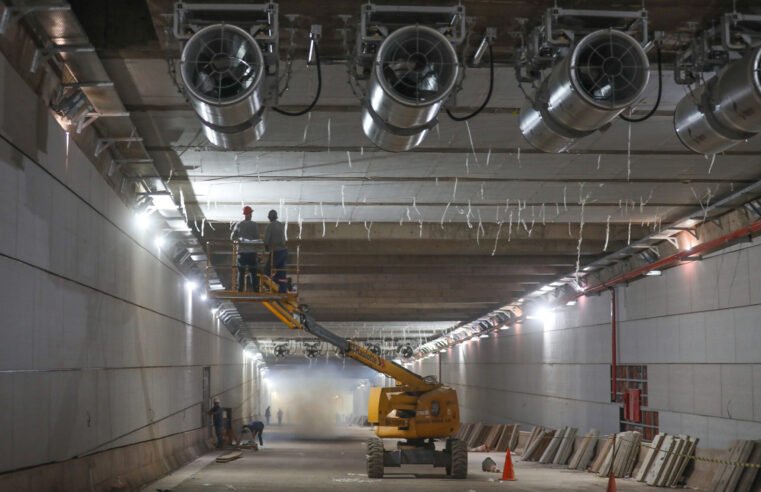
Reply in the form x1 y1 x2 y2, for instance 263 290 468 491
237 253 258 292
214 425 224 448
245 424 264 445
272 249 288 293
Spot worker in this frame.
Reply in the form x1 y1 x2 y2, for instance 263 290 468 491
207 398 224 449
263 210 288 293
265 406 272 425
242 420 265 447
277 408 283 425
230 205 260 292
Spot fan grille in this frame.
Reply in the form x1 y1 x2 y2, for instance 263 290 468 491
571 30 648 109
378 26 458 105
181 24 263 104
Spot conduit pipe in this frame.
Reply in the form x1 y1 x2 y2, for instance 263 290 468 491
583 219 761 296
610 287 617 404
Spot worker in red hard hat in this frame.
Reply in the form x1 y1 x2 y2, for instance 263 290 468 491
230 206 260 292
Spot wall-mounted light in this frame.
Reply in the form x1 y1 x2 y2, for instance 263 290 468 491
135 212 151 230
185 280 198 292
527 307 556 330
566 300 577 306
645 270 662 276
154 235 166 249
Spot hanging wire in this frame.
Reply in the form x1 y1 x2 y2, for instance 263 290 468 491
272 43 322 116
445 43 494 121
620 42 662 123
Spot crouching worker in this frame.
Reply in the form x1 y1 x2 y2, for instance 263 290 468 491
242 420 265 447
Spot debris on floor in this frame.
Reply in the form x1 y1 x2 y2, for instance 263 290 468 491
481 457 500 473
215 451 242 463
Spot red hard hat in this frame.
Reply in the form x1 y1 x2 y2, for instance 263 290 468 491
243 206 253 215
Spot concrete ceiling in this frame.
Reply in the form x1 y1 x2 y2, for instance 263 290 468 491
68 0 761 342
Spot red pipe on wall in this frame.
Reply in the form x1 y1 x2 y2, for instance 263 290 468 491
611 287 617 405
584 219 761 296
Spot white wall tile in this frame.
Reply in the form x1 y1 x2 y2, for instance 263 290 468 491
656 316 680 363
12 373 50 469
692 365 721 417
706 416 737 449
681 413 709 439
658 411 682 435
0 374 12 472
678 313 706 363
734 305 761 363
647 364 669 410
0 257 34 370
749 245 761 304
0 148 19 256
665 265 692 315
720 365 754 421
669 365 694 413
705 310 735 363
716 249 751 308
754 365 761 422
689 260 719 312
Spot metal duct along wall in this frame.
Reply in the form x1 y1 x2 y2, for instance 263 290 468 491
520 29 650 153
181 24 266 150
674 46 761 154
362 25 459 152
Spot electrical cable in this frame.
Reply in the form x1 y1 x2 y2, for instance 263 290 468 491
272 42 322 117
620 42 662 123
445 43 494 122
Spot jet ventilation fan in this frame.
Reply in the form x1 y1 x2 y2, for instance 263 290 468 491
274 344 290 358
361 25 460 152
180 24 267 150
674 46 761 154
520 29 650 152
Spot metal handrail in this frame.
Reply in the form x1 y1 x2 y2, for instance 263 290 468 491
204 239 299 297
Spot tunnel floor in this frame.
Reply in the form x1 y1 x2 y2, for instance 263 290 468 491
143 426 652 491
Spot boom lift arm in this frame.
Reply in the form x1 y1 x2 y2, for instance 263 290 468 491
245 276 466 478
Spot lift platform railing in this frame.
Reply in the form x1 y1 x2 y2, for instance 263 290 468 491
204 239 300 301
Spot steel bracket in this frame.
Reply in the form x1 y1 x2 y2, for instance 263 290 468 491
95 137 143 157
77 111 129 133
0 3 70 35
31 44 94 73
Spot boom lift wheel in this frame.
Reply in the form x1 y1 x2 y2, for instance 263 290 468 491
448 438 467 479
366 437 384 479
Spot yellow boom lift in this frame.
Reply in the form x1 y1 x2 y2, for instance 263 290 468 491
206 242 467 478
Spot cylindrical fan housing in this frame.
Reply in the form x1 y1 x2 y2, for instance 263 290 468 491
520 29 650 153
181 24 266 150
362 25 459 152
674 46 761 154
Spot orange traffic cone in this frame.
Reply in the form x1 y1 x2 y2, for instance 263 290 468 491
501 448 516 481
606 471 617 492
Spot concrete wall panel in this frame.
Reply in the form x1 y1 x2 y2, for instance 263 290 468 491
442 231 761 450
0 51 256 475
